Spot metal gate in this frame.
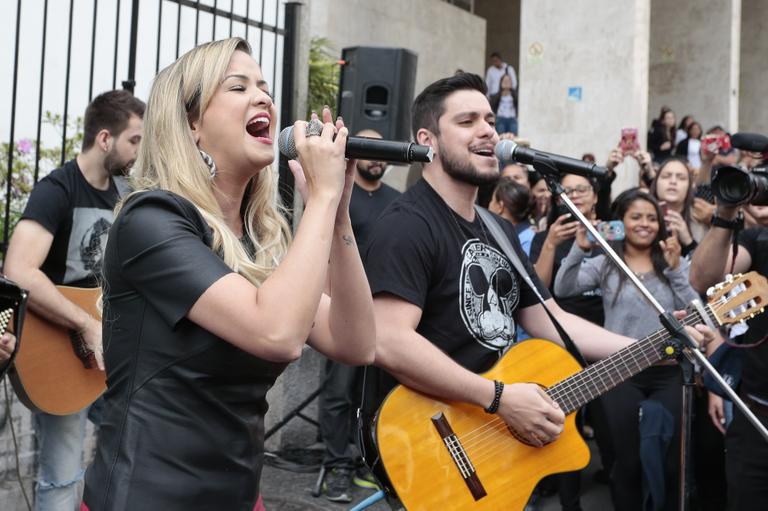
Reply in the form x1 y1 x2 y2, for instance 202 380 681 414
1 0 292 256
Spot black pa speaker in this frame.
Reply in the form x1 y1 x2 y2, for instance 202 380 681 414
337 47 418 143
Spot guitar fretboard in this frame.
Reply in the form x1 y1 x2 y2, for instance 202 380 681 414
546 305 715 414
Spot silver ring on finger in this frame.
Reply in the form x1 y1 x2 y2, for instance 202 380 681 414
306 118 323 137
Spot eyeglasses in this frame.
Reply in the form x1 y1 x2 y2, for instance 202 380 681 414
563 185 592 195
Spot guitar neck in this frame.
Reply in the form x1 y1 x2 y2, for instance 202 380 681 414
546 304 715 414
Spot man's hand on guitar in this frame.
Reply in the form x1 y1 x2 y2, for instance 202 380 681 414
498 382 565 447
0 333 16 362
81 316 105 371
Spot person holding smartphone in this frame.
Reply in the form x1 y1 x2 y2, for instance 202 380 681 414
555 188 700 511
650 157 703 256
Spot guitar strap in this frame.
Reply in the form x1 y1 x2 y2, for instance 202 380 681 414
475 206 588 368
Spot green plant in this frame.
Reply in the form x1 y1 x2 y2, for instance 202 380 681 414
0 112 83 240
306 37 340 117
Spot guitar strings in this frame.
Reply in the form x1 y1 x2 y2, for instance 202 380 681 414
454 303 723 453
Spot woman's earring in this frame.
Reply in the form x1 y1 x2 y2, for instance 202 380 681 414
199 150 217 178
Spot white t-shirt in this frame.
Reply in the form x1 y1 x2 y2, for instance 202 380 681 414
497 94 516 119
485 63 518 96
687 139 701 169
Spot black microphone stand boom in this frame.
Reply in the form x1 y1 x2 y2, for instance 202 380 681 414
529 153 768 511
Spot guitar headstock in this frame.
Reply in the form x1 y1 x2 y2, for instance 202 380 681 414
707 272 767 326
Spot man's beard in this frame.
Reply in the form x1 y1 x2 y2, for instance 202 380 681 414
357 162 385 183
104 148 134 176
438 140 499 186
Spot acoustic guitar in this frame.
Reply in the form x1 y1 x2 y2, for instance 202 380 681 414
9 286 105 415
370 272 767 511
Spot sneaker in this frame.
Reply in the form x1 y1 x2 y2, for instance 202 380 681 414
323 467 353 503
353 466 380 490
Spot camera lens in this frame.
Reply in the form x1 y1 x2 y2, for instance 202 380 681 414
714 166 751 204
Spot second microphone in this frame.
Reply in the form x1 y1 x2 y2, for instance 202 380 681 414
278 126 434 164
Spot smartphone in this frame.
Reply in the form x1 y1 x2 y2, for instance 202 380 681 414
587 220 625 242
659 200 669 217
555 204 572 219
694 183 715 204
619 128 640 155
702 133 732 156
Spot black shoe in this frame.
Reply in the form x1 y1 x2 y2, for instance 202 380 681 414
323 467 353 503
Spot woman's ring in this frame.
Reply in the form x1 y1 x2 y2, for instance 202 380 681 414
306 118 323 137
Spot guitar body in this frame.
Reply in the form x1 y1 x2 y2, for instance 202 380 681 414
376 339 590 511
9 286 105 415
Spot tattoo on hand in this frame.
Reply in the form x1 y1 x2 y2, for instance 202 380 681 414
342 235 354 247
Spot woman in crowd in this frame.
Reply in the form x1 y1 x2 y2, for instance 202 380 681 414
554 188 700 511
649 106 677 164
676 114 695 145
489 176 536 254
82 38 375 510
674 121 703 172
528 170 551 231
650 157 703 256
489 73 518 135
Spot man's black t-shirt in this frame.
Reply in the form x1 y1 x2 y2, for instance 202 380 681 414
529 233 605 326
349 181 400 255
83 191 286 510
362 179 550 410
737 227 768 400
21 160 119 287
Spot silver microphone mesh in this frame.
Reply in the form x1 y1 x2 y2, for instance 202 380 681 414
278 126 298 159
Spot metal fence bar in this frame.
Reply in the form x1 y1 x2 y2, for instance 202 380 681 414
113 0 122 89
89 0 98 101
60 0 76 167
212 0 217 39
228 0 234 37
155 0 163 73
4 0 24 250
175 0 182 58
245 0 250 40
33 0 50 184
258 0 265 64
124 0 140 92
195 0 200 45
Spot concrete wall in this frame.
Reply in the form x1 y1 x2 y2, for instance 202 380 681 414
739 0 768 135
309 0 486 192
310 0 486 95
518 0 650 164
475 0 521 79
648 0 741 133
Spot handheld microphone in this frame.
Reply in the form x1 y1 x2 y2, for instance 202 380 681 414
731 132 768 153
495 140 609 180
278 126 434 164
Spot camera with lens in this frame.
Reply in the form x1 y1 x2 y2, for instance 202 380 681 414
711 131 768 206
711 164 768 206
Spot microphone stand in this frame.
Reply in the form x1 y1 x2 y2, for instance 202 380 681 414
531 154 768 511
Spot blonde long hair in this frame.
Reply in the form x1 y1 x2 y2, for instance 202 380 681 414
128 37 290 286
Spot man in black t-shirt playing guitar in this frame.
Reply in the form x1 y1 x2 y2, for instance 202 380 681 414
360 73 713 510
4 90 144 511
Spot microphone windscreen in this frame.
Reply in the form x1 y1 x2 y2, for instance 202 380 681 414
494 140 517 162
278 126 298 159
731 132 768 153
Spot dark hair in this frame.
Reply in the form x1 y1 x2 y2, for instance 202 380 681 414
678 114 694 131
606 188 670 300
490 52 501 59
686 121 702 139
82 90 145 151
649 156 694 227
544 172 599 227
411 73 486 138
494 177 533 223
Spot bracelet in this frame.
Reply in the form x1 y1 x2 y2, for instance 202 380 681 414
484 380 504 414
711 211 744 230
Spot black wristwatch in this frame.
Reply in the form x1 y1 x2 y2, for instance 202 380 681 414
711 211 744 230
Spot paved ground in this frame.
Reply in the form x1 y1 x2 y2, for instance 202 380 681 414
259 440 611 510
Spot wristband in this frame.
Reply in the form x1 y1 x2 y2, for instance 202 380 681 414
711 211 744 230
484 380 504 414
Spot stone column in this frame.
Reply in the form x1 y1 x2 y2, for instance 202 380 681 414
740 0 768 134
518 0 651 167
649 0 741 133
